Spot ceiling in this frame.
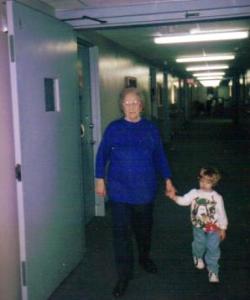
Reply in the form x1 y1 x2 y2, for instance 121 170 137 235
95 19 250 79
40 0 250 82
40 0 195 10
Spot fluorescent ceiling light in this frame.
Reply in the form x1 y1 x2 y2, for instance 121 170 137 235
154 31 248 44
186 65 229 71
199 80 221 87
197 76 223 80
193 72 225 77
190 28 246 34
176 54 235 63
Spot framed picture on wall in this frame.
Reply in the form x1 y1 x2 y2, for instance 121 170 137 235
125 76 137 88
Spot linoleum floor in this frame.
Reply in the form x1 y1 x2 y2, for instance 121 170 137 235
50 117 250 300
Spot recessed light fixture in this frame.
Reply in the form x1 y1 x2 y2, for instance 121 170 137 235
186 65 229 71
154 30 248 44
176 54 235 63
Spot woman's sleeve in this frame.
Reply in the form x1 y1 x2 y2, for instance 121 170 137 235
153 126 172 179
95 126 111 178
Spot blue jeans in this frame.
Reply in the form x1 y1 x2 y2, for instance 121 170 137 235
111 201 154 280
192 227 221 274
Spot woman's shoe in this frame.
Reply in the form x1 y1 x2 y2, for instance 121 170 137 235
112 278 129 298
139 258 158 274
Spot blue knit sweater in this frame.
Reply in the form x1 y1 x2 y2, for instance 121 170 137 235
95 118 172 204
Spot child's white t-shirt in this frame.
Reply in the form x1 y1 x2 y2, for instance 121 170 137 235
175 189 228 230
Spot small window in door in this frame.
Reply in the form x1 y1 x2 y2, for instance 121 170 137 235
44 78 60 112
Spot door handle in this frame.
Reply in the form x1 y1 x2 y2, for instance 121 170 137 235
80 123 85 138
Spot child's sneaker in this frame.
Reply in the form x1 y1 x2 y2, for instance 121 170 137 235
193 256 205 269
208 271 219 283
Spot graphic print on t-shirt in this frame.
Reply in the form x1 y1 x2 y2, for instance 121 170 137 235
191 197 218 231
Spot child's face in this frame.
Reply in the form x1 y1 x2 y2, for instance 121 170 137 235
199 177 214 191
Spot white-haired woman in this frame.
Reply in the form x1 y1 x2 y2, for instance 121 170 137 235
95 87 176 298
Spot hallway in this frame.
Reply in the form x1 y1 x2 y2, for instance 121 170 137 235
49 118 250 300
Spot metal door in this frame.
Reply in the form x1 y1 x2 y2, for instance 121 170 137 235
7 2 83 299
77 42 95 224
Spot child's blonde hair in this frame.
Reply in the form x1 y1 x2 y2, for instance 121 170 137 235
198 167 221 186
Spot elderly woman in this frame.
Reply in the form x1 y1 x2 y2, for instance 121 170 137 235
95 87 175 298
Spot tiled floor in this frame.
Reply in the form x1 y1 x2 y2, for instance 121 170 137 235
49 117 250 300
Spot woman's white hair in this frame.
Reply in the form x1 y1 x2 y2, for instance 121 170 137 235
119 87 144 108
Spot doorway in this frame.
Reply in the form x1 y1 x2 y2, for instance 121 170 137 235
77 41 96 224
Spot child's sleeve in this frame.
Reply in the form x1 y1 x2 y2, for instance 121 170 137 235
175 189 196 206
217 195 228 230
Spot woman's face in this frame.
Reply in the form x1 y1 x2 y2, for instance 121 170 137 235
122 92 143 122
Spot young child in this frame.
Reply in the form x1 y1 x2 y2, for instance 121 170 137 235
169 167 228 283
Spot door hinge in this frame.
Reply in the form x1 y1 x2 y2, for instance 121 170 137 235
9 35 15 62
21 261 27 286
15 164 22 181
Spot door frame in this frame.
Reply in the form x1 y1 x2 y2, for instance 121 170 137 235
77 38 104 217
89 46 106 216
6 2 27 298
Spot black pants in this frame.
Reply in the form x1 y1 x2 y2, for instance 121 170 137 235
111 201 154 280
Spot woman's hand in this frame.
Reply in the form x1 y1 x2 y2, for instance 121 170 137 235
95 178 106 197
165 179 177 199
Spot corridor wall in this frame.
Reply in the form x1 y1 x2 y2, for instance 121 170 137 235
78 31 151 132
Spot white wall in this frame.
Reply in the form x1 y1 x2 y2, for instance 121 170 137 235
0 32 21 300
78 31 151 132
218 85 230 99
99 52 150 130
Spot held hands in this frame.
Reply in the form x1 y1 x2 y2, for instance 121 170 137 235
165 179 177 200
95 178 106 197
